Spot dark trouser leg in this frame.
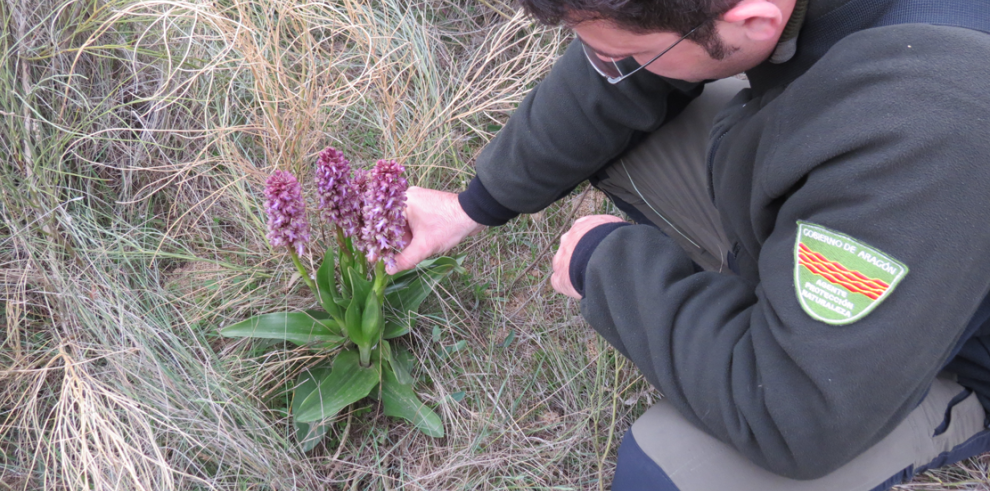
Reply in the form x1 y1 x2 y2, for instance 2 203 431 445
613 374 990 491
593 77 748 272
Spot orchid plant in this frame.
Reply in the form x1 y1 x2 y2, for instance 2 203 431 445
221 147 461 449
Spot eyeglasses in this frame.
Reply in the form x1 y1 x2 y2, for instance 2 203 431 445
580 24 702 84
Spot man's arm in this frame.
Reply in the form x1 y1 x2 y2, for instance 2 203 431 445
395 40 701 269
459 39 702 224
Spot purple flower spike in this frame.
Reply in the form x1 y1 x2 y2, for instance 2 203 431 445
264 170 311 256
346 168 369 240
359 159 408 267
315 146 362 237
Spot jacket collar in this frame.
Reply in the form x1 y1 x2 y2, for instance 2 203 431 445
769 0 810 63
747 0 885 94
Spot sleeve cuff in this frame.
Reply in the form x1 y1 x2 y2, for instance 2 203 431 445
569 222 631 297
457 176 520 226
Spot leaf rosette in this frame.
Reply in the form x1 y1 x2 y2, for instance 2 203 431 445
220 148 463 446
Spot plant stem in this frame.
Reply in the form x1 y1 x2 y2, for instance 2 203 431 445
335 226 349 255
373 260 387 303
358 344 371 367
289 249 318 297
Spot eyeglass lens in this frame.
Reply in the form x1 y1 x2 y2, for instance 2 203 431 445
578 23 702 84
581 43 625 79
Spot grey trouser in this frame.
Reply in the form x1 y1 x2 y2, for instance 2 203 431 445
615 375 989 490
594 77 744 273
596 78 990 490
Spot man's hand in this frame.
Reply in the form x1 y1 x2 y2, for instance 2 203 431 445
390 186 485 274
551 215 627 299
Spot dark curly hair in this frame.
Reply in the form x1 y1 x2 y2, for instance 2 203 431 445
517 0 744 59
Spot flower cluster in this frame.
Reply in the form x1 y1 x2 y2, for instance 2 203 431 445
264 147 409 267
264 170 311 256
359 160 408 266
315 147 362 238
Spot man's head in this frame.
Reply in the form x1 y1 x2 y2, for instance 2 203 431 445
519 0 795 82
519 0 743 59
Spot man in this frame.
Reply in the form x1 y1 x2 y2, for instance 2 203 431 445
390 0 990 489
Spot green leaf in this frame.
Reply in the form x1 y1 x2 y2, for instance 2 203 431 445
431 325 441 343
220 312 345 347
383 256 461 339
384 256 459 295
293 367 332 451
304 309 330 320
316 247 343 321
383 276 429 331
295 350 380 423
362 292 382 342
383 341 415 386
500 330 515 348
318 319 344 337
305 309 344 338
344 297 364 346
380 339 392 360
443 340 466 356
348 265 373 307
293 368 330 413
380 367 443 437
295 419 331 452
382 318 409 340
339 251 354 297
384 256 446 290
448 391 466 403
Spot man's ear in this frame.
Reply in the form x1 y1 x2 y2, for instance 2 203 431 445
721 0 784 41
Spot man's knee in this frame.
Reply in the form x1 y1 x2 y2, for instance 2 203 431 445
612 429 681 491
611 382 990 491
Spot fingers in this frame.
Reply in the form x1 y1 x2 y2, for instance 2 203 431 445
388 187 484 274
551 230 580 299
573 214 625 230
389 212 438 273
550 214 626 299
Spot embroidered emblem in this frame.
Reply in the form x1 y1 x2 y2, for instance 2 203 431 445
794 222 908 325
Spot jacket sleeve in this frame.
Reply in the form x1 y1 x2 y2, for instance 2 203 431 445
459 40 702 225
578 25 990 480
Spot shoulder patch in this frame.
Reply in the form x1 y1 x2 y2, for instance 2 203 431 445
794 221 909 325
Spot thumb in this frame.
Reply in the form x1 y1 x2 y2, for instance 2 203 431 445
388 235 433 274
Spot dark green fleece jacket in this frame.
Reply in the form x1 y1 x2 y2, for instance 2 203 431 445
458 0 990 479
